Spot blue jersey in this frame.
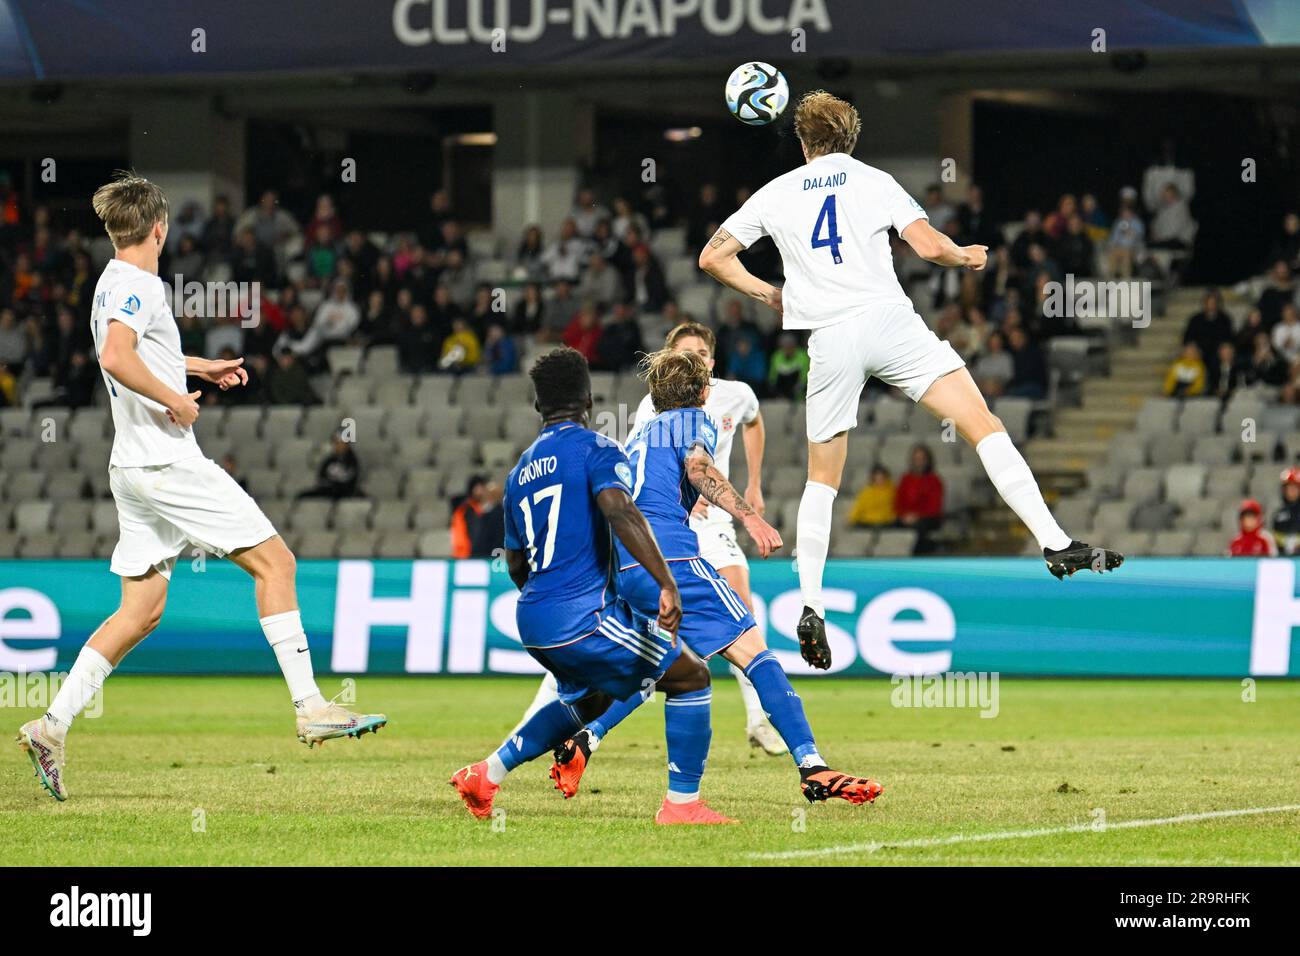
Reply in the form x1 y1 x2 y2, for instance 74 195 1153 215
615 407 717 567
504 421 635 649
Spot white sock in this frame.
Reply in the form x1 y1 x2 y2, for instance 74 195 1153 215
45 646 113 738
666 789 699 804
260 610 325 711
798 752 827 769
796 481 837 618
975 431 1072 552
485 752 509 785
729 663 766 725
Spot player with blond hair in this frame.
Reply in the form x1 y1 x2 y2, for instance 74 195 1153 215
514 320 787 755
16 171 385 801
698 90 1122 670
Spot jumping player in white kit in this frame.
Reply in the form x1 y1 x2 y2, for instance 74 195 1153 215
16 172 386 801
513 321 788 755
697 91 1123 670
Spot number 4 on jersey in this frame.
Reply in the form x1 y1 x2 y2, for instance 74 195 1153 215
811 193 843 264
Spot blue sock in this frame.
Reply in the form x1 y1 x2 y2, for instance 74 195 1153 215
587 686 653 741
664 687 712 796
743 651 821 767
494 699 582 772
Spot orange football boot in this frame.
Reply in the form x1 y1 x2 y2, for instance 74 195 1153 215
549 729 593 799
654 797 739 825
799 767 883 804
449 761 500 819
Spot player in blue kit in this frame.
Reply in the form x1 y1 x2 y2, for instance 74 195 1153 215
549 347 884 809
450 347 716 823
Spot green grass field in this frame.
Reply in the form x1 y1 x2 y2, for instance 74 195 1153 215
3 676 1297 866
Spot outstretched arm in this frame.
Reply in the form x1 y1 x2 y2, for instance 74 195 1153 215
685 447 782 557
186 355 250 390
900 219 988 270
596 487 681 638
697 228 782 314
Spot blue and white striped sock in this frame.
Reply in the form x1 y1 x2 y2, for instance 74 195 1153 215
664 686 713 799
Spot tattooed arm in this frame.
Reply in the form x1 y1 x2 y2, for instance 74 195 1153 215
697 228 782 315
685 446 783 558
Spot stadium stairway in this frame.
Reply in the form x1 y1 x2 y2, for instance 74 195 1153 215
964 285 1212 554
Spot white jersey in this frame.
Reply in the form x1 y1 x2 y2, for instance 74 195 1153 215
720 152 927 330
633 377 760 527
90 259 200 468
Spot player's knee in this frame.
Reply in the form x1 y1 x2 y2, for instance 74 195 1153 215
132 599 166 636
678 655 711 693
965 412 1004 446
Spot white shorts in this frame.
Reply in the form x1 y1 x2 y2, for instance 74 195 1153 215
805 303 965 443
109 455 278 579
691 516 748 572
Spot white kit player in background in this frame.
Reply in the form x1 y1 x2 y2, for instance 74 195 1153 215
516 322 787 755
16 172 386 802
698 91 1123 671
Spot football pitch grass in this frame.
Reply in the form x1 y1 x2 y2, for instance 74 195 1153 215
3 675 1297 867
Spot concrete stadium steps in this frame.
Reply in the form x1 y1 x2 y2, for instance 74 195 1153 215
961 286 1215 554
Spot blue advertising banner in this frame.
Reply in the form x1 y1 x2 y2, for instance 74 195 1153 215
1 0 1297 81
0 557 1296 678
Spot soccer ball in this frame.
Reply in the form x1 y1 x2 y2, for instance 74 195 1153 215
725 62 790 126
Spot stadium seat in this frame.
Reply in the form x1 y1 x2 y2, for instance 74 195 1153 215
333 499 373 532
336 377 375 408
91 501 119 536
1135 398 1179 435
1177 399 1220 435
831 528 876 557
433 436 477 467
289 500 333 531
1122 468 1163 505
873 528 919 557
376 531 419 558
1164 464 1207 505
1093 501 1135 534
68 408 109 443
1205 464 1248 499
373 377 415 407
336 530 381 558
1150 530 1195 556
456 376 496 409
364 346 401 378
297 531 339 559
261 406 303 442
1191 435 1236 466
417 530 454 558
327 346 365 377
463 406 503 440
1191 529 1227 556
382 406 428 442
57 531 97 557
1111 531 1154 556
18 533 60 558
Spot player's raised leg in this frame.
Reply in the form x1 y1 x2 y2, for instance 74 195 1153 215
795 430 849 670
18 567 170 801
917 367 1124 578
722 627 882 804
228 535 387 746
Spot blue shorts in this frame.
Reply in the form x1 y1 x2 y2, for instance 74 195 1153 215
523 599 681 705
618 558 756 659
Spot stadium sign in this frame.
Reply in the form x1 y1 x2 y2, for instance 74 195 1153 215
1 1 1294 80
0 558 1296 678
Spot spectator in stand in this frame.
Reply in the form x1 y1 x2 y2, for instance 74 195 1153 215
469 480 505 558
1242 331 1287 387
511 281 546 338
1271 303 1300 364
203 194 236 265
628 242 669 313
539 280 578 343
768 333 809 399
420 189 453 249
1270 212 1300 275
515 225 546 281
895 444 943 553
234 190 301 265
171 234 205 283
1005 326 1048 399
1256 259 1295 331
439 248 475 305
1142 139 1195 215
1011 209 1051 273
922 184 956 233
229 227 277 285
597 303 643 372
204 315 245 359
439 316 482 373
1079 193 1109 237
609 197 648 243
569 188 609 240
298 433 361 500
429 282 466 339
360 289 396 347
57 350 97 408
468 283 500 339
577 251 621 308
305 194 344 246
849 465 897 527
1163 342 1207 397
541 218 589 283
0 362 17 407
1273 468 1300 556
724 334 767 394
563 306 603 364
302 278 360 360
972 330 1014 397
1056 214 1095 277
1107 191 1147 279
1149 183 1196 250
1209 342 1240 401
957 184 1002 250
484 323 519 375
1183 290 1233 368
304 223 339 283
590 217 626 267
1228 499 1277 556
1043 194 1077 240
450 475 503 559
397 304 440 373
267 348 319 405
687 182 726 250
0 307 26 368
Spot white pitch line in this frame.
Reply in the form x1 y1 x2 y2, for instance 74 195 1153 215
747 804 1300 861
